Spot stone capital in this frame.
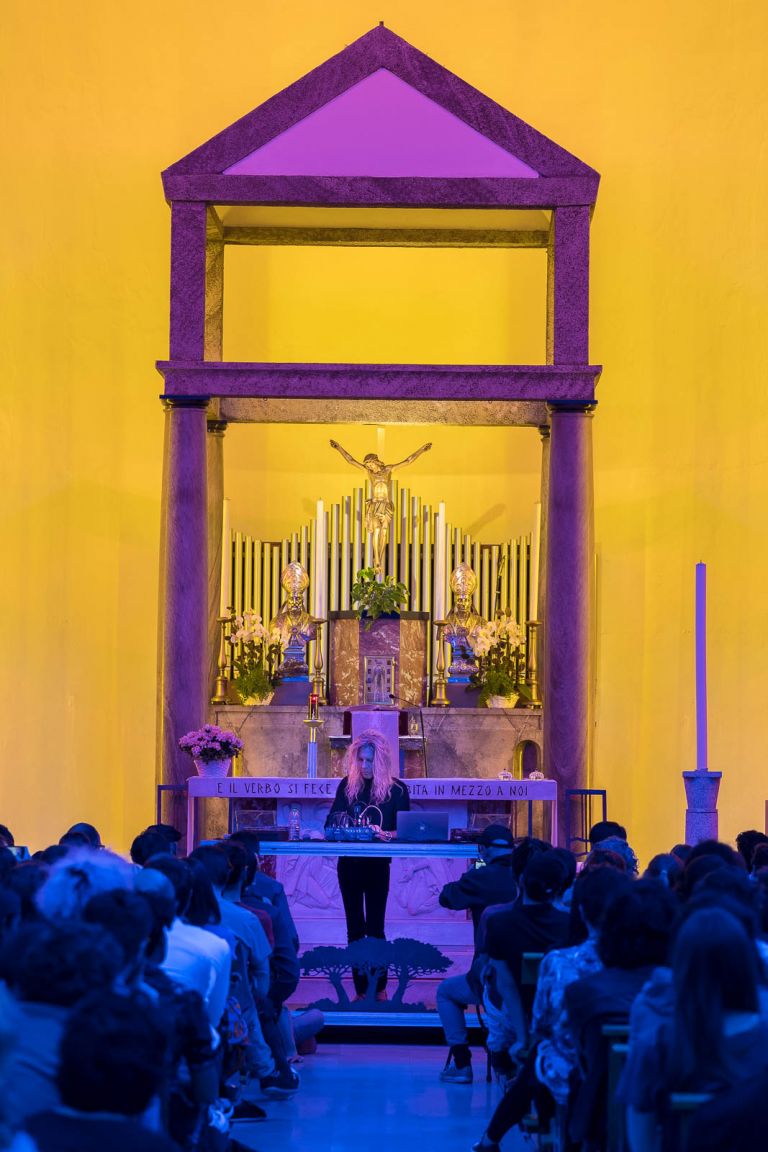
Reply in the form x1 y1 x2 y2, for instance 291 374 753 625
207 419 228 436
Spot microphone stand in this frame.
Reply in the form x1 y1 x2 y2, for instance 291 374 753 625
389 692 429 779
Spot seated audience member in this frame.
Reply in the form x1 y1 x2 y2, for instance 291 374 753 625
588 819 628 847
510 836 551 882
145 823 183 853
131 829 174 866
643 854 683 892
546 847 578 911
191 844 298 1097
436 825 518 1083
624 907 768 1152
472 867 631 1152
677 852 729 901
0 847 18 882
4 862 49 921
0 823 15 848
230 832 302 1008
472 853 571 1084
143 855 231 1027
596 835 639 876
62 821 102 849
684 1066 768 1152
751 843 768 873
35 847 134 919
566 880 677 1149
684 838 745 871
22 989 179 1152
0 921 123 1128
736 829 768 870
0 889 21 943
31 845 69 867
670 842 692 866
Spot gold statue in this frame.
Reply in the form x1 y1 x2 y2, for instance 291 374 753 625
270 562 322 675
444 563 485 678
330 439 432 575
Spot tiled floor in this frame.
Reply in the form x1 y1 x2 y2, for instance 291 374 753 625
232 1042 529 1152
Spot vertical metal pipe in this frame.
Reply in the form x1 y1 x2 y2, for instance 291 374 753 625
490 545 499 620
411 496 421 610
290 532 298 563
243 535 254 612
330 503 340 612
353 488 363 577
341 496 351 609
300 524 308 573
480 547 490 620
233 532 244 617
399 487 409 589
272 545 280 623
422 506 432 682
473 543 481 612
262 543 272 628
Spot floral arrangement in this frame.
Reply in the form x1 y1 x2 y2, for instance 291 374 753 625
351 568 409 630
471 615 526 707
229 611 281 703
178 724 243 763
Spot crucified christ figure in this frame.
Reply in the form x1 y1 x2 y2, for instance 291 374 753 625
330 439 432 576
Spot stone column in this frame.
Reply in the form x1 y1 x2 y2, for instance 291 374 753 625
206 420 227 696
543 405 594 846
160 399 209 826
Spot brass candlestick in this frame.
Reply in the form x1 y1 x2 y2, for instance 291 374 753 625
524 620 542 709
431 620 450 708
211 613 231 705
311 620 327 703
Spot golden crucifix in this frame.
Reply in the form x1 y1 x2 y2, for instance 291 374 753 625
330 439 432 575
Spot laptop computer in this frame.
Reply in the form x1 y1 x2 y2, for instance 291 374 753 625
396 810 450 843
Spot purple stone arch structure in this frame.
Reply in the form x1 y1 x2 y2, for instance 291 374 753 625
156 24 601 841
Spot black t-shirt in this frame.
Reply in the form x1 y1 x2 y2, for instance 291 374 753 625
325 776 410 833
484 901 571 983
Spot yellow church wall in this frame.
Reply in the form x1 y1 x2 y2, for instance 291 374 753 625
2 1 767 862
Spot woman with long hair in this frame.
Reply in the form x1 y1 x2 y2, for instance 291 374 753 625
325 729 410 1000
626 906 768 1152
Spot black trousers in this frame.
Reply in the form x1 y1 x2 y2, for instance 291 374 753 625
337 857 391 994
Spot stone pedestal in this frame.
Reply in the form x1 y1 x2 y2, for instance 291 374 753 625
329 612 428 707
683 769 722 844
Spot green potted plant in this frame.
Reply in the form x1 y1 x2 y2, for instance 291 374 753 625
351 567 409 630
229 611 281 704
471 616 525 707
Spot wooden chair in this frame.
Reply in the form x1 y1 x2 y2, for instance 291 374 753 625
667 1092 713 1152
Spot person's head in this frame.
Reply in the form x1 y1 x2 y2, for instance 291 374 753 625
736 830 768 870
522 853 565 904
345 729 395 805
547 847 578 895
582 846 628 874
63 823 102 849
752 844 768 872
133 868 176 962
597 879 676 970
510 837 550 880
574 866 631 934
57 989 170 1116
83 890 154 977
142 855 191 919
670 843 693 865
189 844 230 893
644 854 683 890
667 908 761 1087
144 824 182 855
596 836 638 876
32 844 70 866
696 865 759 919
686 839 745 871
4 861 49 920
220 839 256 890
130 830 172 867
588 820 627 847
0 920 122 1005
184 856 223 927
678 853 729 902
36 849 134 920
0 824 15 848
478 824 515 864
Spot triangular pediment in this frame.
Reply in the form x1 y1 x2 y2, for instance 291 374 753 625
165 26 598 190
223 69 538 178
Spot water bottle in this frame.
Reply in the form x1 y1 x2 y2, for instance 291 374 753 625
288 804 301 842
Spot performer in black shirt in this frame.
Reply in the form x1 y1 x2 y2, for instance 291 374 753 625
325 729 410 999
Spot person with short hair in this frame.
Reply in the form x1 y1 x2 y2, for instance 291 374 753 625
588 820 627 847
436 824 518 1084
22 989 179 1152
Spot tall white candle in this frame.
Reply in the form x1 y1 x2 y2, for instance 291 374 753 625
530 502 541 620
219 498 231 615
